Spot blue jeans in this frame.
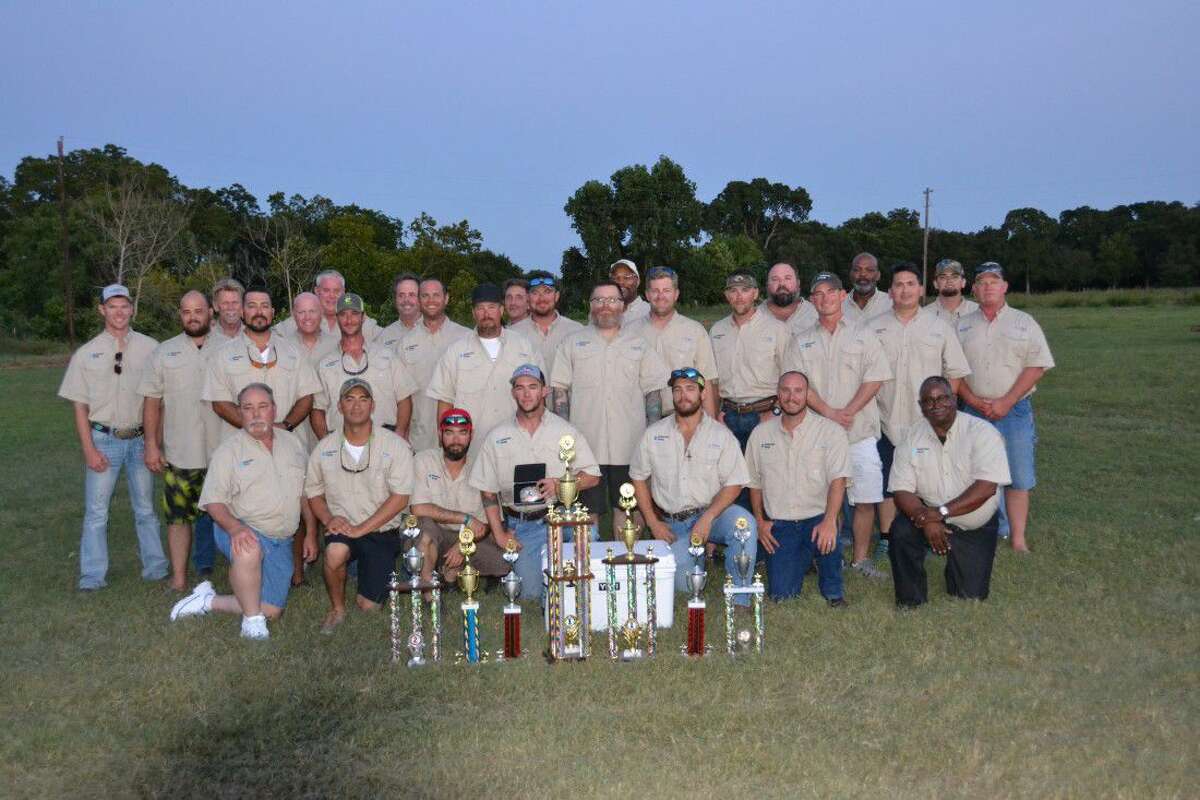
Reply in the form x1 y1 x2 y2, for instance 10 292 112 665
963 397 1037 537
508 515 599 602
722 409 762 452
192 513 216 572
765 515 844 601
666 504 757 606
80 431 167 589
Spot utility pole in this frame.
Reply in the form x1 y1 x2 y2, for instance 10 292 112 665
57 136 76 347
921 187 932 295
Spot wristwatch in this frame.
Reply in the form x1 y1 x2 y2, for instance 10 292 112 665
283 420 296 432
937 504 951 520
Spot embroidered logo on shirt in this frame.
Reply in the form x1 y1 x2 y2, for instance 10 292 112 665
239 458 255 467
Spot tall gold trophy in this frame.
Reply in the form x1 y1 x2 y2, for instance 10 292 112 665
602 483 658 660
456 525 483 663
544 435 593 662
388 514 441 667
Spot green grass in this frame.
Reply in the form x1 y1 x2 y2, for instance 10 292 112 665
1 306 1198 798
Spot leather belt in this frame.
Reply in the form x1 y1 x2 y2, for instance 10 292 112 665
91 422 144 440
661 507 703 522
505 506 548 522
721 396 776 415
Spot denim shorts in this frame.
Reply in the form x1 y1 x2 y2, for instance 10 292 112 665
213 523 294 609
964 398 1037 491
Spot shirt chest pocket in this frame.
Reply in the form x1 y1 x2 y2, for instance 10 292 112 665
1003 331 1030 367
839 342 865 376
743 337 780 384
456 357 490 394
163 357 197 392
570 345 604 387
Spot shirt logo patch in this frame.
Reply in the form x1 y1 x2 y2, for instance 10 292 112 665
760 442 776 450
495 436 511 445
321 450 337 457
427 473 441 481
239 458 255 467
913 447 930 456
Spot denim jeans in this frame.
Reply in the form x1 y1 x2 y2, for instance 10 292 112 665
962 397 1037 538
80 431 167 589
765 515 844 601
508 515 599 602
722 409 763 452
666 504 757 606
192 513 216 572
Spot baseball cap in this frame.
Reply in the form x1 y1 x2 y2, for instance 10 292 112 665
439 407 473 430
509 363 545 385
668 367 706 390
339 377 374 399
810 272 844 291
975 261 1006 278
935 259 964 277
610 259 639 278
336 293 364 313
725 272 758 290
471 283 504 305
101 284 131 303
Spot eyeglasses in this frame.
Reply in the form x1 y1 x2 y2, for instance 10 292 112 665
919 394 955 408
440 413 471 427
590 297 623 307
340 435 372 474
113 351 123 375
340 350 368 376
528 277 556 288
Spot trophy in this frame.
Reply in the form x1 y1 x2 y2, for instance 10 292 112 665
456 525 483 663
722 517 765 655
544 434 594 662
683 533 709 656
499 538 522 660
389 515 441 667
602 484 658 661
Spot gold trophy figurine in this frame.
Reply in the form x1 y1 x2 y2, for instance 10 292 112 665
618 483 638 559
556 434 578 509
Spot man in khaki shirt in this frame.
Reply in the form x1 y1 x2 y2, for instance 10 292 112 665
376 273 423 351
58 284 166 591
746 371 851 605
888 376 1012 606
171 383 311 640
305 378 416 632
625 266 720 417
550 281 667 531
920 259 979 324
275 292 339 453
957 262 1055 552
509 272 583 377
842 252 893 323
762 261 818 336
470 365 601 601
209 277 245 346
783 271 892 579
396 277 471 451
427 283 544 451
139 290 225 591
275 269 381 343
611 259 650 321
503 278 530 326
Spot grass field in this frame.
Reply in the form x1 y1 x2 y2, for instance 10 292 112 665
1 304 1198 798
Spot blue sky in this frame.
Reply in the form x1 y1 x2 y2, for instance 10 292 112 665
2 1 1197 269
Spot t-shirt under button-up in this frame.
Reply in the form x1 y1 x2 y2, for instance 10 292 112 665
304 428 415 531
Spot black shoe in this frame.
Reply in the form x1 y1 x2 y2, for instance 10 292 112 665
197 567 213 577
826 597 848 608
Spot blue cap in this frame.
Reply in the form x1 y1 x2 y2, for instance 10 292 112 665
509 363 545 385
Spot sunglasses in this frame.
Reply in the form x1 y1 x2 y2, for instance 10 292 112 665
340 350 368 376
590 297 623 306
670 367 705 387
440 414 471 428
113 351 123 375
246 346 278 369
528 277 556 288
340 436 372 474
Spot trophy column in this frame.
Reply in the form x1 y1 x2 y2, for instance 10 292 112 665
601 483 658 661
500 539 522 659
684 533 708 656
544 435 593 663
390 515 441 667
722 517 765 655
456 525 482 664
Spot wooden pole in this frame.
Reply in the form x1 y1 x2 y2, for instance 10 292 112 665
57 136 76 347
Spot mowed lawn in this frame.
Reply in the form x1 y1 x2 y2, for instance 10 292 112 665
1 305 1197 799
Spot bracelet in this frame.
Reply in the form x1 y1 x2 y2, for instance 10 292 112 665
463 513 473 528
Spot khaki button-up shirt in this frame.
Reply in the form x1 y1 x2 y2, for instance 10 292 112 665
745 414 850 521
275 314 381 345
412 447 486 533
305 428 415 531
551 326 668 465
765 301 819 337
198 429 308 540
889 413 1012 530
469 412 601 507
623 296 650 323
841 290 893 324
625 311 719 414
920 297 979 325
392 317 471 452
629 413 749 515
956 305 1055 400
376 318 420 352
426 330 545 448
510 313 584 377
208 325 243 349
58 330 158 430
868 311 971 442
709 310 790 404
136 332 224 469
312 345 418 433
783 317 892 444
203 332 321 435
275 329 339 452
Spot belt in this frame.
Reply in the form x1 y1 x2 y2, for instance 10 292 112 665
661 507 703 522
721 396 776 415
91 422 144 440
505 506 548 522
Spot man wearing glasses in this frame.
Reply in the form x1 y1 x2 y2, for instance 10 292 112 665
58 283 167 591
304 378 416 633
610 259 650 321
624 266 720 418
888 377 1011 606
509 271 583 376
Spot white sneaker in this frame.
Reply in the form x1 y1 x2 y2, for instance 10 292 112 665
240 614 270 640
169 580 215 621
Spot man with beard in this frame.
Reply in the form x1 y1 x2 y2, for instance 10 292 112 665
427 284 544 451
610 259 650 321
624 266 719 418
503 278 530 326
762 261 818 335
58 284 166 591
550 281 667 536
746 371 851 605
629 368 757 605
305 378 416 633
210 278 245 346
888 377 1011 606
311 293 416 441
470 365 601 601
394 277 471 451
377 273 423 351
841 253 893 324
509 272 583 376
410 408 509 584
921 259 979 324
275 270 381 343
139 290 225 592
170 383 311 639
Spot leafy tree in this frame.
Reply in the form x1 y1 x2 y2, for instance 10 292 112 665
705 178 812 255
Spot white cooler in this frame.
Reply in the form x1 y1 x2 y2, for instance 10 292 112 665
542 540 676 631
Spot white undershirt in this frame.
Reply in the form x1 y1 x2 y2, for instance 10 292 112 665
259 346 272 362
343 441 366 463
479 336 501 361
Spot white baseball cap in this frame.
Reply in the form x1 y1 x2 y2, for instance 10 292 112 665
609 259 638 278
101 284 132 303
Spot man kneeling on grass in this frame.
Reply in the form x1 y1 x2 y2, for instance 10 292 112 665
170 383 312 639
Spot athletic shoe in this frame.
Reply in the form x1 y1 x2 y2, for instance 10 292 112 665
169 580 215 621
826 597 849 608
850 559 887 581
240 614 270 640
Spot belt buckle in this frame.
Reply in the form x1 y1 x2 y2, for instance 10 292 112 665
114 427 138 440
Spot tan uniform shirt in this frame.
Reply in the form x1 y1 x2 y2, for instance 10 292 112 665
209 324 243 349
274 328 339 452
889 413 1012 530
868 310 971 443
395 317 472 452
136 332 224 469
623 296 650 322
312 345 418 433
275 313 381 345
920 297 979 325
469 412 601 507
58 330 158 430
550 326 668 465
198 429 307 540
202 332 321 434
745 414 851 520
709 310 790 404
411 447 486 533
956 305 1055 400
510 313 584 377
783 317 892 443
629 413 749 515
426 329 544 447
305 428 415 531
841 290 893 324
765 301 819 337
376 318 420 352
625 311 718 414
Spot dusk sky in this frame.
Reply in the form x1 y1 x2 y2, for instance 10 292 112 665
3 1 1197 270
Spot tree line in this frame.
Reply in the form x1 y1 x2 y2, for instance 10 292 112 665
2 145 1196 343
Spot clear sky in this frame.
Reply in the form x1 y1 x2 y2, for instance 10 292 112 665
2 1 1197 269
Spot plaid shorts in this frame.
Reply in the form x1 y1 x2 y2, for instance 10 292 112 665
162 465 206 525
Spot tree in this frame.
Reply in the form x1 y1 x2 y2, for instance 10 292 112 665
245 212 319 311
1002 208 1057 294
704 178 812 255
1096 231 1138 289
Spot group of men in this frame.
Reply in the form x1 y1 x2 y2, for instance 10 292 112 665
59 251 1054 639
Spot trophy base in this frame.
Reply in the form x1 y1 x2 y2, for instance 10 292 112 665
406 656 427 668
619 648 644 662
